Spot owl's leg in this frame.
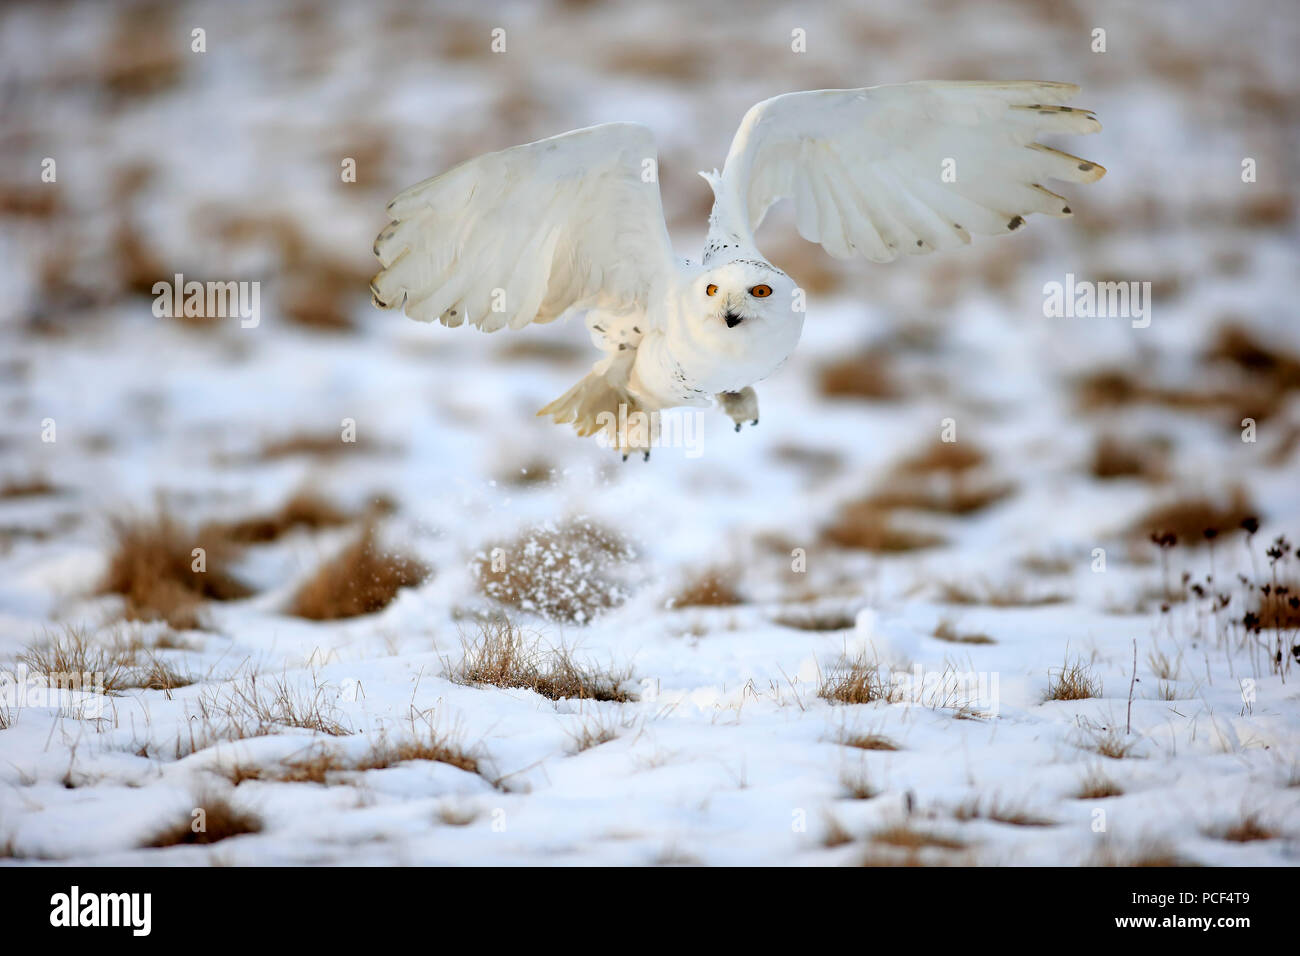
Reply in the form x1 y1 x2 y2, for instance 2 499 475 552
717 387 759 432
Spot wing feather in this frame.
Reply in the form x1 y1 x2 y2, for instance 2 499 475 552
372 123 675 331
716 81 1104 264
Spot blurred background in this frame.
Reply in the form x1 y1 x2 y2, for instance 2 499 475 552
1 0 1298 617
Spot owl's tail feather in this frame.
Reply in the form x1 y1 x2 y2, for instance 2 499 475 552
538 359 654 454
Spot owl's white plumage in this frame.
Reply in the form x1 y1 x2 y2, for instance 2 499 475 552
372 81 1104 453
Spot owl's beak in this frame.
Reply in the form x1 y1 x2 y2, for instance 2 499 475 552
724 310 744 328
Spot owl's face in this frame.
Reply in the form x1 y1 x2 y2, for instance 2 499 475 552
695 259 799 332
669 257 804 393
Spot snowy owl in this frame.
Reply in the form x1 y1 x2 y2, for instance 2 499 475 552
371 81 1104 457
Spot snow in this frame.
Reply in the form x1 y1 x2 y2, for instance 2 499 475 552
0 0 1298 865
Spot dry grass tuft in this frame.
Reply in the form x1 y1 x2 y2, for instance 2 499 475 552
190 674 353 748
356 727 481 776
822 501 945 553
860 440 1013 516
857 849 957 867
817 348 902 400
273 747 350 785
601 41 707 82
495 338 587 365
244 215 373 334
1092 732 1138 760
1205 323 1300 390
257 432 381 461
212 762 267 787
818 652 899 705
1089 433 1169 482
19 626 197 696
769 443 845 479
895 440 986 475
1210 812 1276 843
100 508 252 629
498 458 556 487
1231 193 1295 228
566 714 623 754
127 651 194 691
1280 759 1300 789
953 795 1056 827
932 619 995 645
771 608 858 631
0 184 59 220
938 579 1067 608
840 765 881 800
653 844 704 866
449 617 635 703
864 476 1014 516
1019 553 1074 575
153 630 195 650
99 5 186 100
205 490 352 544
838 730 900 751
1075 724 1139 760
1075 360 1286 425
206 211 368 331
822 814 854 848
1045 656 1102 701
289 523 428 620
113 223 173 301
1074 368 1146 411
1154 680 1186 700
1146 646 1181 681
1130 488 1256 546
474 518 636 624
669 568 744 607
145 791 261 848
217 725 481 786
229 676 352 737
1088 840 1194 867
17 626 135 695
870 823 966 851
0 474 58 498
279 268 362 333
1075 769 1124 799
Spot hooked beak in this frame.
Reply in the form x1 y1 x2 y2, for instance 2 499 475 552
724 310 744 328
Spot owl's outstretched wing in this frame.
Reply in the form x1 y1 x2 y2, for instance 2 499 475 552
372 123 676 331
713 81 1104 263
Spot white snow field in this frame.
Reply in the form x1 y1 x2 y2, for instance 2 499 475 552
0 0 1298 865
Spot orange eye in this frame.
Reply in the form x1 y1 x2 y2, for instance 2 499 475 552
750 284 772 298
706 284 718 297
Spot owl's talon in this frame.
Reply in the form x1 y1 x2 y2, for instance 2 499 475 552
718 387 759 434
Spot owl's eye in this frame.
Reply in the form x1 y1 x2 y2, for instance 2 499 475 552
750 284 773 298
706 284 718 297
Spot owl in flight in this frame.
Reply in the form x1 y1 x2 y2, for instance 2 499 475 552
371 81 1104 457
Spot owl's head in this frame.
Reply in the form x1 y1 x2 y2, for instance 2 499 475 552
695 258 799 332
663 255 804 394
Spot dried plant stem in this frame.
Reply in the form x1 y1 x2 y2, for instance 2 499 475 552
1126 639 1137 735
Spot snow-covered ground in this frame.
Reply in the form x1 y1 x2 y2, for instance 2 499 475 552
1 0 1298 865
